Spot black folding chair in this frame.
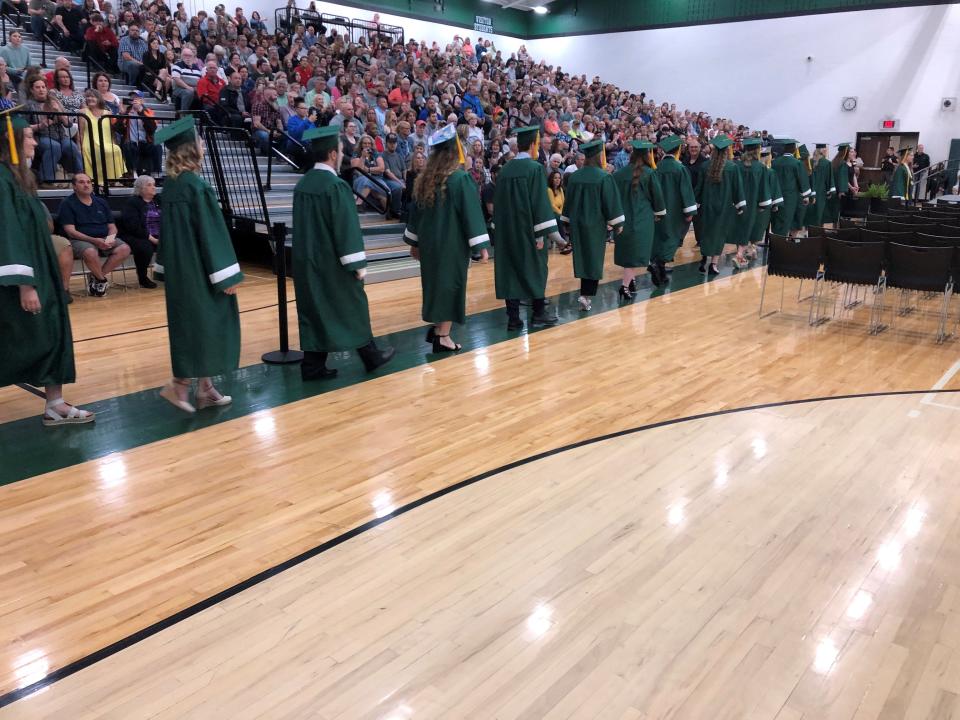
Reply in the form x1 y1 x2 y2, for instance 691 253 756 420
805 225 828 238
822 238 887 333
759 233 825 325
936 224 960 238
864 219 888 231
885 242 955 342
841 196 870 220
861 229 914 244
826 227 862 242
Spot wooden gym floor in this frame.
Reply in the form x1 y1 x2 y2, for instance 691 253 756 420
1 236 960 718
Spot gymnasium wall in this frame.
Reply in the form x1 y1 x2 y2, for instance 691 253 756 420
526 3 960 162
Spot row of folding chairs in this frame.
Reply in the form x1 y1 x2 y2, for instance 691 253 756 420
840 218 960 235
759 233 956 342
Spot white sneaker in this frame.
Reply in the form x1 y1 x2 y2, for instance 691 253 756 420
97 279 109 295
578 295 591 311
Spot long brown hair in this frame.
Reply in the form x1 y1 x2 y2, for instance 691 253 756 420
742 146 759 168
831 147 848 171
629 148 654 189
412 139 459 207
0 126 38 195
707 146 727 183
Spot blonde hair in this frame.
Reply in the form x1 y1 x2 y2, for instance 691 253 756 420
165 139 202 179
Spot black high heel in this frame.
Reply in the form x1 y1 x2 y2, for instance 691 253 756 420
619 285 633 300
432 334 461 353
425 325 436 343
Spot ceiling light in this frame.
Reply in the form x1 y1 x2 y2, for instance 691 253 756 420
532 5 549 13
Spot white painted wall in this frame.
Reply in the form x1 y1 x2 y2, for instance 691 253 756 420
527 4 960 162
192 0 526 56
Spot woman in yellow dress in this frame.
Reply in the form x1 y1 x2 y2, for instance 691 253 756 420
81 88 126 182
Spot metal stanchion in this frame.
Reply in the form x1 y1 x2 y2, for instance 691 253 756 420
261 221 304 364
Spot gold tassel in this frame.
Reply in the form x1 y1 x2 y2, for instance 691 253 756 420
456 138 465 166
648 150 657 170
794 147 801 160
601 144 607 170
6 115 18 166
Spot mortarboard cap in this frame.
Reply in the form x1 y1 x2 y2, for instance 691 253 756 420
511 124 540 149
711 134 734 151
302 125 340 152
836 142 851 149
798 144 810 158
428 123 458 148
741 137 762 148
580 139 604 158
658 134 682 153
899 146 913 156
630 140 656 151
815 143 828 149
778 138 798 148
154 116 197 149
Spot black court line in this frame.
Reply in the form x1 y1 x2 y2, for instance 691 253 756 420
1 387 958 708
14 384 45 399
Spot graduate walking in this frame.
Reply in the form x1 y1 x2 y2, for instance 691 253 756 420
650 135 698 286
154 117 243 413
694 134 745 275
612 140 665 299
757 146 784 240
890 147 914 201
293 126 394 379
804 144 835 227
770 139 811 238
493 125 562 331
0 109 93 426
404 124 490 352
563 139 625 311
734 137 773 266
826 143 852 226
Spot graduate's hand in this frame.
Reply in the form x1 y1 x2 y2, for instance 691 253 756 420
19 286 41 314
479 247 489 262
684 215 692 223
223 284 239 295
802 197 810 205
409 246 420 260
535 238 544 250
355 268 367 280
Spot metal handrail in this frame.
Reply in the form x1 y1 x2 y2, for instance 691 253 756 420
349 165 392 216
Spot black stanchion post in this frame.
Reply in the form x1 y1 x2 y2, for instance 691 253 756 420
262 222 304 364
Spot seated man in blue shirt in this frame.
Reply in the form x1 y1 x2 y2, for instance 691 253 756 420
461 80 484 122
58 173 131 297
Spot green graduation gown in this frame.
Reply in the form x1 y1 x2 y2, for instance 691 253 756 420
612 164 666 268
752 166 783 243
563 165 625 281
890 164 913 200
826 162 849 225
804 158 834 227
771 153 811 235
404 169 490 325
736 160 772 247
0 165 76 387
652 156 698 263
695 161 746 256
493 156 557 300
293 164 373 352
158 171 243 378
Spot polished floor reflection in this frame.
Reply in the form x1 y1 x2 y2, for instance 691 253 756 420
4 392 959 719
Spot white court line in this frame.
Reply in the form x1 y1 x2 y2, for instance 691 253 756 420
920 358 960 409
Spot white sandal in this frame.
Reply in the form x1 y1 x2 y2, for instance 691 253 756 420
195 388 232 410
160 380 196 413
42 399 95 427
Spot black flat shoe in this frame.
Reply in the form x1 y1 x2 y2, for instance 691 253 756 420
361 346 396 372
708 263 720 276
698 259 707 273
425 325 436 343
619 285 634 300
531 312 559 327
432 335 461 353
507 318 524 331
139 278 158 289
302 367 338 381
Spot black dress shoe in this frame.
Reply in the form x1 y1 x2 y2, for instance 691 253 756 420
531 312 559 327
360 346 395 372
708 263 720 276
431 335 462 353
139 277 158 289
698 258 707 273
301 366 338 381
425 325 436 343
507 318 524 331
619 285 634 300
628 278 637 293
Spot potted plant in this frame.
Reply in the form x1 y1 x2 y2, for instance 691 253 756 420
862 183 890 214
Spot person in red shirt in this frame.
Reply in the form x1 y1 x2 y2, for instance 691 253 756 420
44 56 72 88
83 14 119 71
196 59 225 112
294 57 313 87
387 77 411 108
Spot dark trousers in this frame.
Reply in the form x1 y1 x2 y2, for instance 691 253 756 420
84 42 117 71
580 279 599 297
124 235 155 282
505 298 546 321
122 140 162 176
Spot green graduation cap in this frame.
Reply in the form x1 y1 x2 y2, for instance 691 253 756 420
836 142 851 149
512 124 540 149
630 140 656 151
741 137 762 148
815 143 828 149
154 116 198 149
798 144 810 158
779 138 798 148
658 134 682 153
580 139 605 159
899 146 914 157
302 125 340 152
711 134 733 151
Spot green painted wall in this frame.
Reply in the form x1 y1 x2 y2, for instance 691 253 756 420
318 0 529 36
527 0 959 37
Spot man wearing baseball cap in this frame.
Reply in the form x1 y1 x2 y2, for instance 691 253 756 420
381 132 407 218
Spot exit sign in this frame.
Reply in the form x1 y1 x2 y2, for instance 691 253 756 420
880 119 899 129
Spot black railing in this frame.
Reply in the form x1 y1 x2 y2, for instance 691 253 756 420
202 124 272 231
273 6 403 45
348 165 393 217
18 108 84 186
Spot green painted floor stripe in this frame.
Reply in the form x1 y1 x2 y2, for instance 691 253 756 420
0 256 763 485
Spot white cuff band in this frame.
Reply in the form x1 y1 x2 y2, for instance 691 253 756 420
468 233 490 247
208 262 240 285
0 263 34 278
339 251 366 265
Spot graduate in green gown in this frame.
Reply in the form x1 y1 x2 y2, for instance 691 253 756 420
404 124 490 352
804 144 835 227
0 110 93 426
651 134 698 286
293 126 394 379
694 134 745 276
758 146 784 240
734 137 773 267
770 139 811 238
563 139 625 311
612 140 665 299
154 117 243 413
826 143 851 226
797 145 817 231
890 147 914 201
493 125 562 331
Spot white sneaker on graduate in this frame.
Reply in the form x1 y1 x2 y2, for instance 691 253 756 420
578 295 591 311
